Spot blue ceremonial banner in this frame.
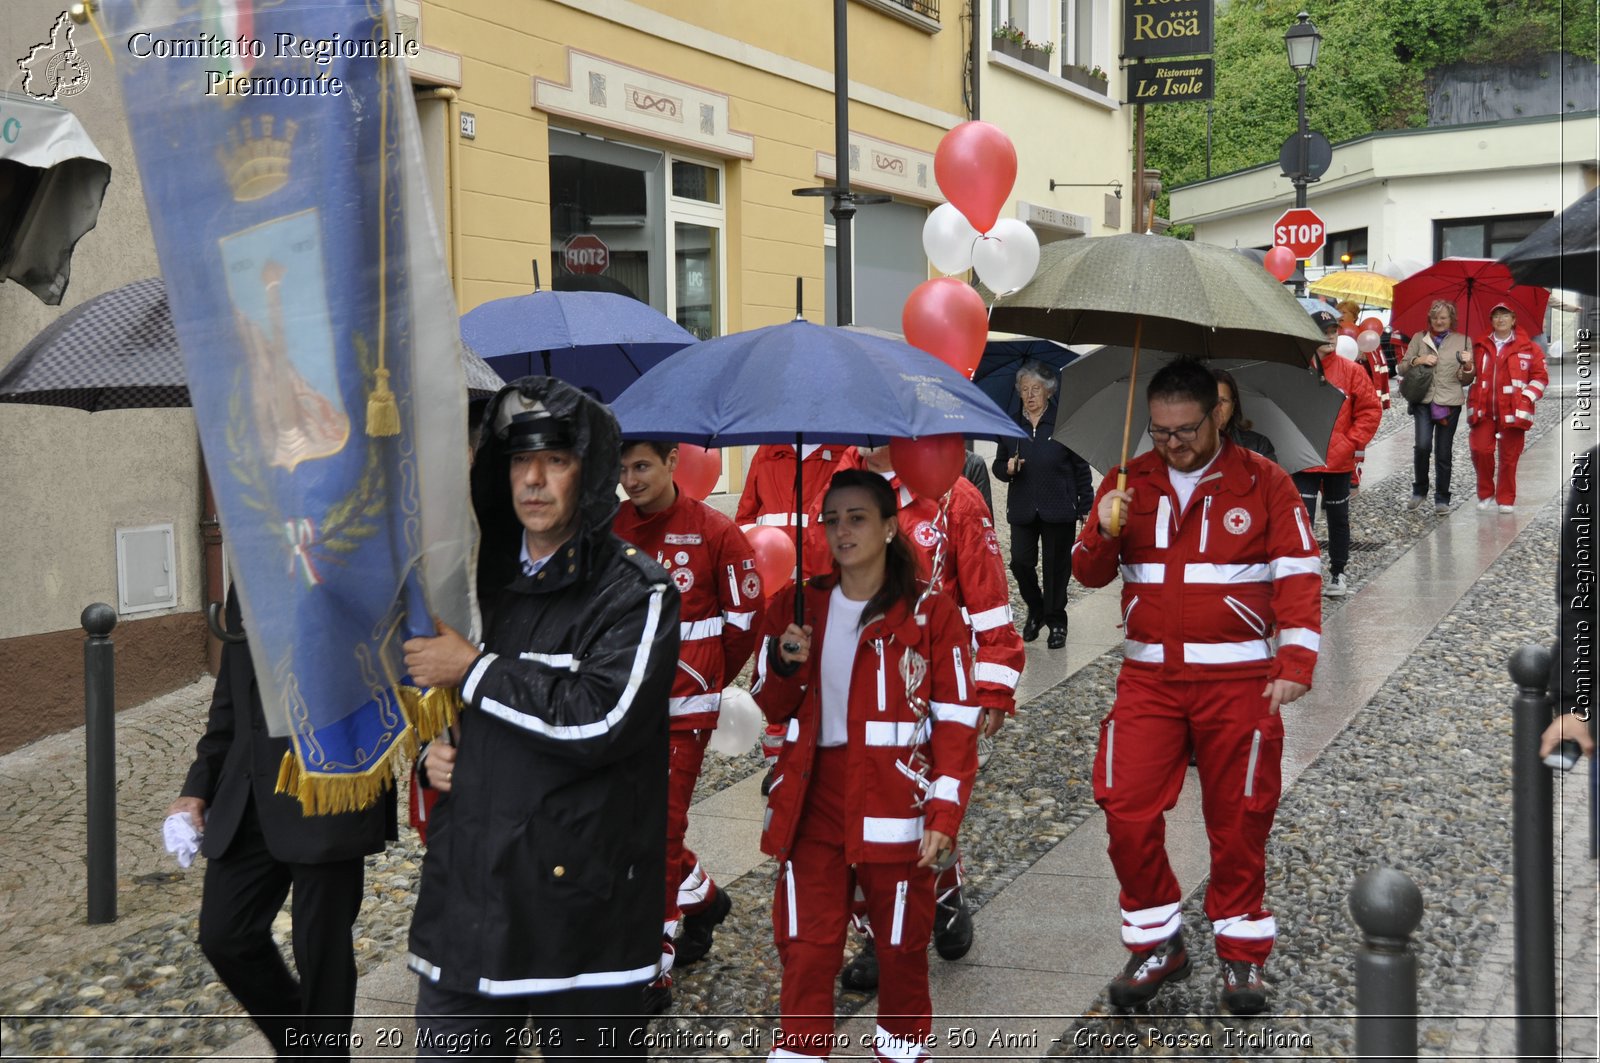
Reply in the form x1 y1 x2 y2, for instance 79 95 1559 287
101 0 477 810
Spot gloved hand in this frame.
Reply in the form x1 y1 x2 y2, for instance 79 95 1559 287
162 811 202 869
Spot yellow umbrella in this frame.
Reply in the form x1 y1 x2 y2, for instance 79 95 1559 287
1307 270 1396 308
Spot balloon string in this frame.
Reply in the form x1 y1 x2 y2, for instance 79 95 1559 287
902 490 952 810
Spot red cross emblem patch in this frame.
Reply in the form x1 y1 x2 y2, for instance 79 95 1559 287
913 520 939 548
1223 507 1252 535
671 567 695 592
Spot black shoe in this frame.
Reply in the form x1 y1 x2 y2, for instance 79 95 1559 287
1046 626 1066 649
933 890 974 960
1022 613 1043 642
760 764 777 796
1107 933 1190 1008
676 887 731 965
840 936 879 992
1220 959 1268 1016
642 977 672 1015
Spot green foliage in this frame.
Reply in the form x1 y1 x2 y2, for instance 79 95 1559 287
1143 0 1596 227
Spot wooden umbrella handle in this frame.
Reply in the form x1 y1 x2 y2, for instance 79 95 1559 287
1109 320 1144 536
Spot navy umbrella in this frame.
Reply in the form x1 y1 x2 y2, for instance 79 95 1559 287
973 336 1082 412
460 289 697 402
611 319 1024 622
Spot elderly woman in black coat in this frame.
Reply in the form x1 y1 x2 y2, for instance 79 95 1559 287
992 361 1094 649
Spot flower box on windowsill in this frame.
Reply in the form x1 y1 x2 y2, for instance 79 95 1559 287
1061 64 1109 94
994 37 1052 70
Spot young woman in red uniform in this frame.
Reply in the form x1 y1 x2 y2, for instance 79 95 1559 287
754 469 979 1063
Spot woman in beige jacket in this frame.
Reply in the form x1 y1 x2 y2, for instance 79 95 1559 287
1399 300 1475 511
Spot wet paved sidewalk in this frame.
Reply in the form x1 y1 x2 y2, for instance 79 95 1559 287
3 412 1594 1060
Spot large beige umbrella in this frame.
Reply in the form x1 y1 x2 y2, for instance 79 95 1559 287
986 233 1326 531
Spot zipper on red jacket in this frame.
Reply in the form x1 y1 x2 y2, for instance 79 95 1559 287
1199 496 1213 554
875 639 886 712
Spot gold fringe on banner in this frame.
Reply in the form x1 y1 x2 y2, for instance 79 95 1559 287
365 367 401 437
276 746 398 816
273 685 459 815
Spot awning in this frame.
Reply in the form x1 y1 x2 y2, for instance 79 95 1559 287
0 92 111 305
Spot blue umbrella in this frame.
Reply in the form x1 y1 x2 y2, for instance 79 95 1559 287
459 290 697 402
610 319 1025 446
611 319 1024 623
973 336 1082 412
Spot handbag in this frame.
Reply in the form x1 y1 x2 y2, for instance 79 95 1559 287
1399 361 1433 405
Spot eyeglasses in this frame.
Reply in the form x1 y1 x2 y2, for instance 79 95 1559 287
1148 419 1208 443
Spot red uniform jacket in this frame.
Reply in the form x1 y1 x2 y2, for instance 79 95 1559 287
752 577 979 866
735 444 853 583
1303 354 1383 475
843 459 1027 714
1073 440 1322 687
1468 330 1548 432
614 486 761 731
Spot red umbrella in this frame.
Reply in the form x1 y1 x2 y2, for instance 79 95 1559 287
1391 257 1550 340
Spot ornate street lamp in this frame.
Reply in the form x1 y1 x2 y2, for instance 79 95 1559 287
1284 12 1321 293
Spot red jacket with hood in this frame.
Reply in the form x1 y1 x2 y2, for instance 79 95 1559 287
1303 351 1383 475
1468 329 1548 432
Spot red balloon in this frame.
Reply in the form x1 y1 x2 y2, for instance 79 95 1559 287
889 435 966 501
1359 316 1384 335
674 444 721 501
1263 246 1296 282
933 121 1018 235
1338 326 1358 338
903 278 988 379
745 526 797 592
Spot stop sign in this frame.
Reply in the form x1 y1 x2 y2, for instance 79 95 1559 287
1273 208 1326 260
563 233 609 275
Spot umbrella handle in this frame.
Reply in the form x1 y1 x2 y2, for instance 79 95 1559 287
1109 471 1128 537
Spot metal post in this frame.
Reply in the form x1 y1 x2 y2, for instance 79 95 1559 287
831 0 854 327
83 602 118 925
1132 99 1146 235
1292 70 1309 294
1511 643 1558 1063
1349 867 1423 1062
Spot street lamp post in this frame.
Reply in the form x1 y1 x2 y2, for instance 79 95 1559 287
1283 12 1321 293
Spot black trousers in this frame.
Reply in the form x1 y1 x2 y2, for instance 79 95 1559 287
197 802 366 1059
1411 404 1461 504
414 979 646 1062
1293 471 1352 578
1009 518 1075 628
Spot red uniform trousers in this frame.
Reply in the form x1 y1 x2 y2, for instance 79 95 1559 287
1468 422 1528 506
1093 671 1283 965
771 748 935 1062
666 730 718 934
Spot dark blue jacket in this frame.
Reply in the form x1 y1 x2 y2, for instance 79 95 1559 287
991 401 1094 526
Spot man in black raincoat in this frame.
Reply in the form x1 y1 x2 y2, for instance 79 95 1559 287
402 377 678 1060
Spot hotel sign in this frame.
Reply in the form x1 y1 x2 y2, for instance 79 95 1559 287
1123 0 1213 59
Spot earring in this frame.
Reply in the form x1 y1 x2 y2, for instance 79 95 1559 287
885 536 894 543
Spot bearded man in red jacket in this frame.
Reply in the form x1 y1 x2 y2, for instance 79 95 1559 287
615 440 761 1013
1073 357 1321 1016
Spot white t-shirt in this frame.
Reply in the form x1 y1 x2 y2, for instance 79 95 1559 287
819 585 869 747
1167 452 1219 513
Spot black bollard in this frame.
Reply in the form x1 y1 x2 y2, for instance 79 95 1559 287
1510 643 1557 1063
1349 867 1423 1062
83 603 118 925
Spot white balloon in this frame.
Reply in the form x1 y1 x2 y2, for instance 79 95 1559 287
1356 329 1381 354
1334 335 1360 361
922 203 980 275
971 218 1041 294
706 686 763 757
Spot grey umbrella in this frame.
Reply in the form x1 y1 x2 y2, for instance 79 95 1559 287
1499 186 1599 296
0 277 505 411
986 233 1328 530
1052 350 1346 476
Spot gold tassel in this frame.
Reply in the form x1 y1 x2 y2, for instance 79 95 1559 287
366 367 401 437
399 685 461 743
275 735 401 816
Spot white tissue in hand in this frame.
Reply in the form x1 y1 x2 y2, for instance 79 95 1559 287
162 812 202 869
707 687 762 757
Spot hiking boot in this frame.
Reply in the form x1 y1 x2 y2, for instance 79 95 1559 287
1107 933 1190 1008
840 936 879 992
1220 959 1268 1016
675 887 731 965
933 890 974 960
